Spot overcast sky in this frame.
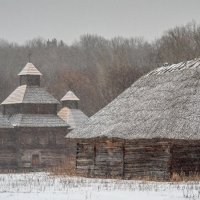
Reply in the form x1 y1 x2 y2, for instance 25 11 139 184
0 0 200 44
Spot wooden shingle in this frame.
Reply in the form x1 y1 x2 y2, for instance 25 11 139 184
1 86 59 105
58 107 88 129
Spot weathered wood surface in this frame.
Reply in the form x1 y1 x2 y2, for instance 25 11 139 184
171 144 200 174
0 129 17 168
17 127 69 168
20 75 40 86
76 142 95 176
123 140 171 180
75 139 173 180
0 127 70 169
76 140 124 177
74 138 200 180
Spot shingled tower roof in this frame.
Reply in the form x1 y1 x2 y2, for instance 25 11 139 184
67 58 200 140
18 63 42 76
1 85 59 105
61 91 80 101
1 62 68 128
2 62 59 105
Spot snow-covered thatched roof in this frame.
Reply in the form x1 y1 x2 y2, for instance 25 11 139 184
67 58 200 140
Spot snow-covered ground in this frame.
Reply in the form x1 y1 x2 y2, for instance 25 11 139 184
0 173 199 200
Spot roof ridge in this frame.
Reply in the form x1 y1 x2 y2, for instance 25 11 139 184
146 58 200 76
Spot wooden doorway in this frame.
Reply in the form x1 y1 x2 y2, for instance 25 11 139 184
32 154 40 167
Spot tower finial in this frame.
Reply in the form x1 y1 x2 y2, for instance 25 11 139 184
28 51 32 63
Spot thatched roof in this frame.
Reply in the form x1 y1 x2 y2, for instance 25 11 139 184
9 114 68 127
61 91 80 101
1 85 59 105
58 107 88 129
67 58 200 140
18 63 42 76
0 113 13 128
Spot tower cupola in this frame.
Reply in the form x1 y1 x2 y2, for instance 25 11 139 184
18 63 42 86
61 91 80 109
58 90 88 129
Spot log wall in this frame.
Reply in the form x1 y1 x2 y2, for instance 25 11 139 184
3 104 20 115
0 129 17 168
171 142 200 175
3 104 57 115
16 127 69 168
21 104 57 114
124 140 171 180
76 142 95 176
94 140 123 177
75 139 172 180
0 126 73 170
20 75 40 86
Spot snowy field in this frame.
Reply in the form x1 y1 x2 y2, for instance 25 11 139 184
0 173 200 200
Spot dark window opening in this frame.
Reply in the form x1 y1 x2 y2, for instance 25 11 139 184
32 154 40 167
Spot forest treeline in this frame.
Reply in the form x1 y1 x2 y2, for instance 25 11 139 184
0 21 200 116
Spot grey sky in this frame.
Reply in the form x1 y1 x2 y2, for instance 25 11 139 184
0 0 199 44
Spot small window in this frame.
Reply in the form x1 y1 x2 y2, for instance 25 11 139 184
32 154 40 167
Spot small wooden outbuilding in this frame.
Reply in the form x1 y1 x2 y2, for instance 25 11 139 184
67 58 200 180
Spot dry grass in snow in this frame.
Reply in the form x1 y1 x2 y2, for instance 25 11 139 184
0 173 200 200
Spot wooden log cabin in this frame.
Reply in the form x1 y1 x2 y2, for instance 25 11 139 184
0 62 70 169
67 58 200 180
